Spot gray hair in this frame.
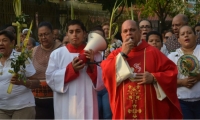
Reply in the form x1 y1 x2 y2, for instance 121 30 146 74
174 14 188 25
22 28 32 34
29 37 36 47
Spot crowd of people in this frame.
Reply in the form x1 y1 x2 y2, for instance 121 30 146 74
0 13 200 119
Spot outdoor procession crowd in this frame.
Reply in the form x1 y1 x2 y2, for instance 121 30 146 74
1 13 200 119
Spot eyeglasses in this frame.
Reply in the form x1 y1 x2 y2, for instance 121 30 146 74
139 25 151 30
38 33 51 38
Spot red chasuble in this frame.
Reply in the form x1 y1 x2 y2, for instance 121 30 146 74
101 41 182 119
64 44 97 85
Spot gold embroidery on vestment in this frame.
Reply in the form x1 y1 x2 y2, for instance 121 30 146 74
127 84 142 118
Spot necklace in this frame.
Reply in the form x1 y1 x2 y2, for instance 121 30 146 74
41 43 55 51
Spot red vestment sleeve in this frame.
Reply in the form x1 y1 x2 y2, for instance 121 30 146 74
64 62 79 83
86 65 97 85
147 49 182 118
101 49 121 117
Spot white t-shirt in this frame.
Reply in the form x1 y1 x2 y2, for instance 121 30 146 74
161 44 169 56
168 45 200 101
0 50 36 110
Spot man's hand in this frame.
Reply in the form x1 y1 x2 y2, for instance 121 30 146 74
84 49 94 62
84 49 96 71
72 57 85 72
134 71 154 84
121 38 135 55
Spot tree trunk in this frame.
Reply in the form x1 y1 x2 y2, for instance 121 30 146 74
159 17 166 33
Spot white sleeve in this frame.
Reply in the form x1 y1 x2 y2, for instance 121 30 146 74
25 58 36 77
153 83 166 101
93 52 105 91
115 53 133 86
46 52 68 93
93 66 105 91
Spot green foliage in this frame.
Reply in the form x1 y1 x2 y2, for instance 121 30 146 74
136 0 186 18
185 1 200 26
15 13 29 24
34 0 46 5
134 0 200 30
9 50 32 81
93 0 134 13
0 53 3 58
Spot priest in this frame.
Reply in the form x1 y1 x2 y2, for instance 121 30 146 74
101 20 182 119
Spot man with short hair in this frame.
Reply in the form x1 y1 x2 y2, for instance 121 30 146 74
46 20 104 119
53 28 62 44
194 23 200 35
165 14 188 52
101 20 182 119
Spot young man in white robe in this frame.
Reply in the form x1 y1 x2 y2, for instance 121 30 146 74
46 20 104 119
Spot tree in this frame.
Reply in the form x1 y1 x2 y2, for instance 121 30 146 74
135 0 186 31
185 0 200 26
92 0 135 22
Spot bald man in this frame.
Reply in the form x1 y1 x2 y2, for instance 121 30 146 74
165 14 188 52
101 20 182 119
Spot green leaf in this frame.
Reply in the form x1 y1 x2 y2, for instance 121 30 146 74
8 70 14 74
0 53 3 58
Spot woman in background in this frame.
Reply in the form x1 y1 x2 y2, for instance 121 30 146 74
0 30 36 119
168 25 200 119
29 21 62 119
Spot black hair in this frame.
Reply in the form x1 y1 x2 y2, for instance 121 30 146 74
0 30 15 42
139 19 152 28
38 21 53 32
90 25 105 37
163 29 173 36
194 23 200 32
66 20 86 32
179 25 195 35
114 32 122 41
0 24 16 34
146 31 163 43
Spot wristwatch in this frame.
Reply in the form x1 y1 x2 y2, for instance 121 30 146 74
120 52 128 58
152 77 157 84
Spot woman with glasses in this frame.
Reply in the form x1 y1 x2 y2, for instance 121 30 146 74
139 19 152 40
28 21 62 119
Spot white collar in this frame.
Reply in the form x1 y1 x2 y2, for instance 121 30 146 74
8 50 21 60
137 40 142 46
